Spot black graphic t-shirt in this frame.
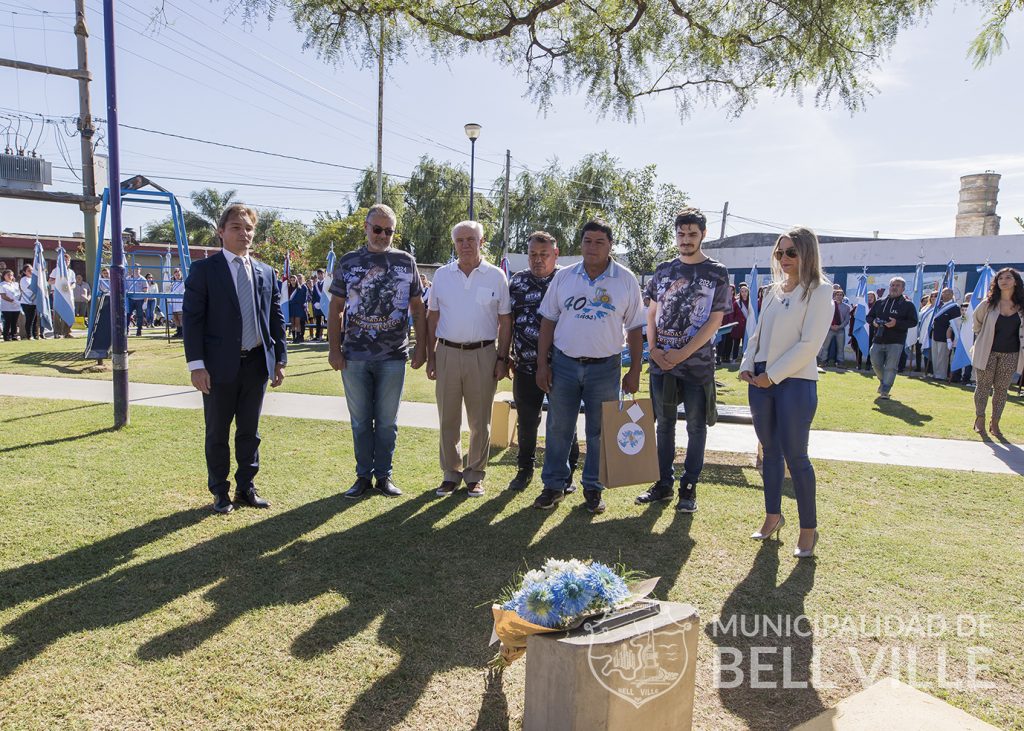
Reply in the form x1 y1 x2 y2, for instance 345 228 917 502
509 268 559 374
329 247 423 360
644 256 730 384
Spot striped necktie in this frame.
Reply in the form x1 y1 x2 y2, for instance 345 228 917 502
234 256 260 350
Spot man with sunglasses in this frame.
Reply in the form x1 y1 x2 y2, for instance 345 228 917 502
328 204 427 499
635 208 729 514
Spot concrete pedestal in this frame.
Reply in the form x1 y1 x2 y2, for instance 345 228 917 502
523 601 699 731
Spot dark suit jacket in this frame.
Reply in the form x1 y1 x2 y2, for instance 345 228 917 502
182 251 287 383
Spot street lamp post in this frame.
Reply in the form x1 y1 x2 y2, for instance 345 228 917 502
464 123 482 220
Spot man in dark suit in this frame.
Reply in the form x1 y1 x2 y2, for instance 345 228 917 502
183 204 287 514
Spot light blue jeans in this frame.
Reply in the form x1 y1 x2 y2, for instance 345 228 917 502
869 342 904 394
342 358 407 480
541 349 620 492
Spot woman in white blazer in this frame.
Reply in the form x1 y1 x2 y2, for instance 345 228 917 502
740 227 833 558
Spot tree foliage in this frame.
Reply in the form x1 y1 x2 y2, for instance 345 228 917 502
235 0 942 121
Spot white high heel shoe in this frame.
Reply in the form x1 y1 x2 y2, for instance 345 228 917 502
794 530 819 558
750 515 785 540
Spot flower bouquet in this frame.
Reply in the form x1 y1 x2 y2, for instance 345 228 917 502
488 558 658 668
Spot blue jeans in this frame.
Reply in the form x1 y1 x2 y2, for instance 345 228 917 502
542 349 620 492
869 342 903 393
127 298 145 333
650 372 706 496
342 358 407 480
748 363 818 529
145 299 156 326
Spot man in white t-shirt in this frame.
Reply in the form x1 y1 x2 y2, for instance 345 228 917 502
533 219 645 514
426 220 512 499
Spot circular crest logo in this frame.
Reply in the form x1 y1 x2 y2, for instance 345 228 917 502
616 423 645 455
585 620 693 708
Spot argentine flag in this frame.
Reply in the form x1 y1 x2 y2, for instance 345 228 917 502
851 270 870 356
950 265 994 373
31 241 53 333
743 263 759 350
921 259 956 357
52 244 76 328
320 246 336 314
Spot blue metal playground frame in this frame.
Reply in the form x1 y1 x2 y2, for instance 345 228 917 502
87 186 193 343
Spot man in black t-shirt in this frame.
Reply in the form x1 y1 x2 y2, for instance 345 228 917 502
867 277 918 399
328 204 427 499
507 231 579 492
636 208 730 514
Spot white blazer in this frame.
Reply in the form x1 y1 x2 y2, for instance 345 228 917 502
740 281 834 383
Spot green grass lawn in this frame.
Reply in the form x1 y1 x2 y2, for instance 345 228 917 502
1 332 1021 440
0 396 1021 730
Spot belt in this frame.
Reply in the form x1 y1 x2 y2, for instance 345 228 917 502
241 346 262 357
560 352 617 364
438 338 493 351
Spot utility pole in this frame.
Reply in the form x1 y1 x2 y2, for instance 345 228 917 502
375 17 384 204
502 149 510 254
103 0 129 427
75 0 99 285
720 201 729 240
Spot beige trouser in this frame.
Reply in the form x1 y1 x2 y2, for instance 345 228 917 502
435 342 498 484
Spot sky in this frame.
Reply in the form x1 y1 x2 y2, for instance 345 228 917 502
1 0 1022 246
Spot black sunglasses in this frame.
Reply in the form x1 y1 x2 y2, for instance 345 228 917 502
371 225 395 236
774 247 799 260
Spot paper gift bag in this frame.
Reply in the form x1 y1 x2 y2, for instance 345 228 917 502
599 398 660 488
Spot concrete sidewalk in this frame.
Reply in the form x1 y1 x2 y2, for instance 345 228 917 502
2 373 1022 476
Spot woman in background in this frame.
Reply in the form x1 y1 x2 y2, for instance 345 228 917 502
288 273 308 343
167 268 185 338
740 227 833 558
971 267 1024 439
1 269 22 341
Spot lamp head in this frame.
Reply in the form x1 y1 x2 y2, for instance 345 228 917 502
464 123 482 140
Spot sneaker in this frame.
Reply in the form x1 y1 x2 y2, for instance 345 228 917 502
435 480 458 497
466 481 485 498
676 496 698 513
676 483 698 513
635 483 674 505
532 488 564 510
878 392 890 400
583 489 606 514
507 468 533 492
344 476 373 499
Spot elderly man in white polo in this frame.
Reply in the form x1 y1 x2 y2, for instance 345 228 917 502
426 220 512 498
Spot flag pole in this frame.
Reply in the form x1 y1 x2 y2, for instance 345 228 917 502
103 0 128 427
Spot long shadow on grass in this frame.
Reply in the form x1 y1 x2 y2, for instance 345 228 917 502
2 481 697 728
705 542 822 730
10 350 91 375
0 425 120 454
1 402 105 424
135 483 695 729
0 494 350 680
0 508 207 612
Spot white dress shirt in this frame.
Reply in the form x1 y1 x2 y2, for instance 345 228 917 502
187 250 264 372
